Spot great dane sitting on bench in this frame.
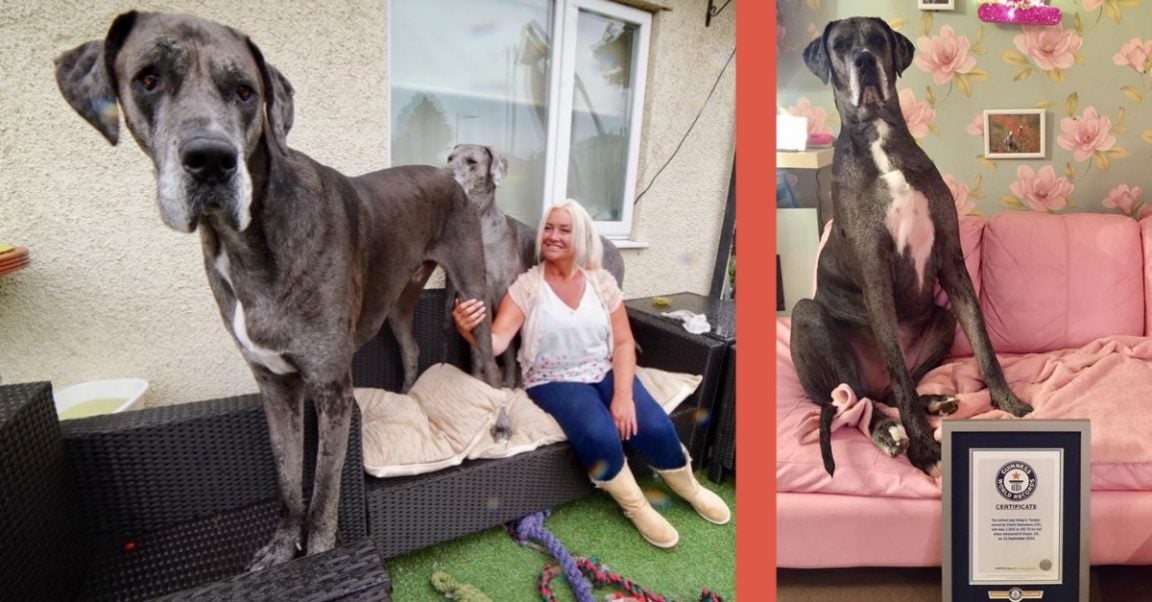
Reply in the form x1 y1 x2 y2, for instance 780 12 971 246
54 11 501 570
793 17 1031 476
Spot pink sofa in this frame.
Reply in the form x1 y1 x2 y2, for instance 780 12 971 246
776 211 1152 568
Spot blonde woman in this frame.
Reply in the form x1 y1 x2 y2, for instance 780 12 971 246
453 199 729 548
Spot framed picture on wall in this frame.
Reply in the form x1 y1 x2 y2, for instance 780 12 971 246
918 0 956 10
984 109 1046 159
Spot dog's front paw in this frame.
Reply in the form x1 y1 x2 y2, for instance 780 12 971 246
491 408 513 442
869 418 909 458
992 391 1032 417
922 394 959 416
907 435 942 477
248 521 303 572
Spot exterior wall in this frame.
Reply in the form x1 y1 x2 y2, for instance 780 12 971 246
778 1 1152 220
0 0 734 405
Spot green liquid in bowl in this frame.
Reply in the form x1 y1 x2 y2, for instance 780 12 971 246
58 398 127 420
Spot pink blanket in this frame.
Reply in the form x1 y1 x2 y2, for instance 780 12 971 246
778 318 1152 497
919 335 1152 466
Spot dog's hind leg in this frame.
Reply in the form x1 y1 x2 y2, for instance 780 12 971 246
877 304 960 417
304 374 355 556
249 373 307 572
856 307 955 456
790 298 866 476
500 344 519 388
392 263 436 392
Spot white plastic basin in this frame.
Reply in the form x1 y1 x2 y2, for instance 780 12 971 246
54 378 149 420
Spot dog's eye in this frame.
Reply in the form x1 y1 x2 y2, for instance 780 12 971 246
139 73 160 92
466 158 477 166
237 85 255 102
447 155 455 162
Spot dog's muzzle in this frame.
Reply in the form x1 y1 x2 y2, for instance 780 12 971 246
159 135 252 233
852 51 884 106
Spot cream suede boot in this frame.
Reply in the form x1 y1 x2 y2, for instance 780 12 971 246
657 449 731 525
593 463 679 548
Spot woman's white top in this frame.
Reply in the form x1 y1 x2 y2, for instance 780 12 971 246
507 265 623 388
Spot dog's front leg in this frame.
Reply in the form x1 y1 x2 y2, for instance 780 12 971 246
938 253 1032 417
860 273 940 474
304 375 354 556
249 372 307 572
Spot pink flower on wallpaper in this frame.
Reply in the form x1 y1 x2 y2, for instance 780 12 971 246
914 26 978 85
1057 107 1116 162
1013 25 1083 71
786 97 832 135
898 89 935 138
966 113 984 136
1102 184 1143 214
1009 165 1073 212
1113 38 1152 74
1083 0 1105 10
944 174 976 215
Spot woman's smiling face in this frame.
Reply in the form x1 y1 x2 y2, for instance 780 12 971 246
540 208 575 263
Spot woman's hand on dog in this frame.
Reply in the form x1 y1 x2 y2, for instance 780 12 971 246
453 298 485 345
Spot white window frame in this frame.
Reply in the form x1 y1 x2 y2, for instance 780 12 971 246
545 0 651 239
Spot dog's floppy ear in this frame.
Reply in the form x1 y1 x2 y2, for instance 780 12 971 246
485 146 508 187
246 39 295 156
888 25 916 77
802 23 832 84
53 11 138 145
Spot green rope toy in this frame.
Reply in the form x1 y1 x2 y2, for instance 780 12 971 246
430 570 494 602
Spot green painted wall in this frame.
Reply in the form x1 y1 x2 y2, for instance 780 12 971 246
777 0 1152 218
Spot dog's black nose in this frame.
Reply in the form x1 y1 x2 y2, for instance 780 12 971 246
854 51 877 70
182 139 238 184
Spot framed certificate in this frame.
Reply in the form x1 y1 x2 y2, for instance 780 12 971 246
942 420 1090 602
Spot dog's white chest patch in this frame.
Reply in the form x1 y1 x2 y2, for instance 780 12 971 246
216 252 296 375
881 170 935 290
870 123 935 290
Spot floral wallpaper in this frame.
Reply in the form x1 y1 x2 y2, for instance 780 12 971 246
776 0 1152 219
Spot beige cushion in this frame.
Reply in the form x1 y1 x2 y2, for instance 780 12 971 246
355 363 702 478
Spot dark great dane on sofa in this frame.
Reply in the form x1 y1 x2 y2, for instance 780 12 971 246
792 17 1031 477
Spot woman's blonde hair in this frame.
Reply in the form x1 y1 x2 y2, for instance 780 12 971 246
536 198 603 270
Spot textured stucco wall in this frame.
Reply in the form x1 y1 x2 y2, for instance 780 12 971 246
0 0 734 406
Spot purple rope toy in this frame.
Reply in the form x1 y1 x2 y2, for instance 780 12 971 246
507 511 595 602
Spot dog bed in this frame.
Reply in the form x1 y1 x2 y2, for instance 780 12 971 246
356 364 702 478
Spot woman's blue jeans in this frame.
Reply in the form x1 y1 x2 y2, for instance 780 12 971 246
526 370 687 481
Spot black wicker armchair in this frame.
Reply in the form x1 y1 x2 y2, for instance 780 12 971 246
0 289 726 600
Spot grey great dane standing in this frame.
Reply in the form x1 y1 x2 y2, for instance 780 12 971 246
792 17 1031 476
446 143 625 387
54 11 501 570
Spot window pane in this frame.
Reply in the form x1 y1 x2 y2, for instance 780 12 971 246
564 9 638 222
391 0 553 225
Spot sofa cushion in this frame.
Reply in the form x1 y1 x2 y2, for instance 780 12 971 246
979 212 1144 354
356 364 701 478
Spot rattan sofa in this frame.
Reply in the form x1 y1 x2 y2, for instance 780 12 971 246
0 288 726 600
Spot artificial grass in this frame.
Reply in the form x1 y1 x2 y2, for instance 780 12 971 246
386 470 737 601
